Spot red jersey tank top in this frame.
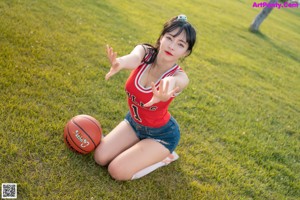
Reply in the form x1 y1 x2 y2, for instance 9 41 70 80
125 52 183 128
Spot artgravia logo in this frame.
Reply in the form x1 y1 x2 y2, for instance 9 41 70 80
75 130 90 148
252 1 299 9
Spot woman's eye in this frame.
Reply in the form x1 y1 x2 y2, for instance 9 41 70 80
166 36 172 41
178 43 185 48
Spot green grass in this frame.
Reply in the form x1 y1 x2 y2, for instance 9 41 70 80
1 0 299 199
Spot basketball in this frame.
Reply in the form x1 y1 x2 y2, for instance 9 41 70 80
64 115 102 154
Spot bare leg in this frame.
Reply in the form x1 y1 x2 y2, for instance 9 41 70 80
131 151 179 180
108 139 170 181
94 120 139 166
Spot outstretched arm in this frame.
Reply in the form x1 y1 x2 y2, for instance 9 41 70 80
143 71 189 107
105 44 146 80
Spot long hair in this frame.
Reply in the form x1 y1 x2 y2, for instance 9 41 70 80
143 15 196 64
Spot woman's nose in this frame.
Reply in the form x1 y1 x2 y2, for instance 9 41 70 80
169 42 175 50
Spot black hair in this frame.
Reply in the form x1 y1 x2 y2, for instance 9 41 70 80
143 15 196 64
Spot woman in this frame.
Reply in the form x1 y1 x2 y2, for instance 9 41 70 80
94 14 196 181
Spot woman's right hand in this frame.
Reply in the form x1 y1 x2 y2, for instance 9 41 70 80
105 45 121 80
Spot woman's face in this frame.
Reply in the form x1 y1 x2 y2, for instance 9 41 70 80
158 28 190 62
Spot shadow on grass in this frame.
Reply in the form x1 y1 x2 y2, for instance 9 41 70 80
88 158 204 199
250 30 300 63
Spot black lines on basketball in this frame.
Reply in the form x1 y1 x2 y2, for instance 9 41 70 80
63 115 102 154
81 115 102 135
71 118 97 148
67 123 89 154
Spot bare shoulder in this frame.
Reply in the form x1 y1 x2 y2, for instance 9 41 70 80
131 44 147 61
174 70 189 91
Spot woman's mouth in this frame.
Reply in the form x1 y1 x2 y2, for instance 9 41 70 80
165 51 173 56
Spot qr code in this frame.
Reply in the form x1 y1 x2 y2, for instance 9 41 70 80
2 183 17 199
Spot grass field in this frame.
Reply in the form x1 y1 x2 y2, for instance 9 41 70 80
1 0 299 199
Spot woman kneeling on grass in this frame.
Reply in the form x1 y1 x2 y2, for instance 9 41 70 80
94 14 196 181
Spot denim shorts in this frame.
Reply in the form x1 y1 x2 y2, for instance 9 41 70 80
124 112 180 153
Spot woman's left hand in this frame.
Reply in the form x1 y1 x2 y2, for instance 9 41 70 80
144 79 179 107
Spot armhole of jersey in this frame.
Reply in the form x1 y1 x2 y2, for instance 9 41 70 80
141 44 152 63
172 67 185 97
136 50 151 71
141 44 147 55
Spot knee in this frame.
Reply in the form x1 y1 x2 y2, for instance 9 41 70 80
108 161 132 181
94 146 110 166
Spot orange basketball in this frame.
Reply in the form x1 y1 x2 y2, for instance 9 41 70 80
63 115 102 154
